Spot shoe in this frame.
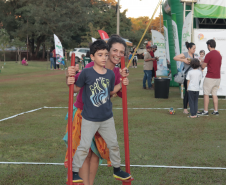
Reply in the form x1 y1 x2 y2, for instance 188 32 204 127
113 169 131 180
143 87 146 89
197 110 209 116
211 111 219 116
135 66 137 68
72 172 83 183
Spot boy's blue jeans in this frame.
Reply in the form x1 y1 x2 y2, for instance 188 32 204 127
143 70 152 88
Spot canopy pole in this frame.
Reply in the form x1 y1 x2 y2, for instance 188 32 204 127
191 0 194 42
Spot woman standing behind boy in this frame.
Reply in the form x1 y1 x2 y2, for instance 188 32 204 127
186 58 202 118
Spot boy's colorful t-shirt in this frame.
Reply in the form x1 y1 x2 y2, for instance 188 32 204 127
76 67 115 122
74 62 122 110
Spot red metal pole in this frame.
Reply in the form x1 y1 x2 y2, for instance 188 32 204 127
67 53 75 185
121 57 133 185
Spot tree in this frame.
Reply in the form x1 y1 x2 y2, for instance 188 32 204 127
0 29 11 62
130 15 163 34
80 22 104 47
3 0 93 58
12 37 25 63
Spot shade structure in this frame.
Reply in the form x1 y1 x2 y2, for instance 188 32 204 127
104 38 133 46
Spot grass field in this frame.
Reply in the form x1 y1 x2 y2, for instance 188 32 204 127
1 60 226 185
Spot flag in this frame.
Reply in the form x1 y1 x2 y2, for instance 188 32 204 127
54 34 64 65
98 30 109 40
92 37 97 43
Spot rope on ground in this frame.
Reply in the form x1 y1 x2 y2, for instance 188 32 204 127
1 106 226 122
1 162 226 170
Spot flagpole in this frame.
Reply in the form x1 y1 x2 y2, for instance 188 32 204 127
117 0 120 35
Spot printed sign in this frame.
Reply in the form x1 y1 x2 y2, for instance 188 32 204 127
151 30 168 76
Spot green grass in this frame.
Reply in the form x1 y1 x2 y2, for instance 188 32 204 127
1 61 226 185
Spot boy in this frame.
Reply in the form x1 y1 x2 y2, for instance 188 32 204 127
70 40 131 183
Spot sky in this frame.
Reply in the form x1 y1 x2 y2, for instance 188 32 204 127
120 0 161 18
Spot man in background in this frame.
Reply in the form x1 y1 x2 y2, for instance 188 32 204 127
198 39 222 116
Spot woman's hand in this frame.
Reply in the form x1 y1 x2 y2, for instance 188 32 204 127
67 77 75 86
67 66 76 76
184 58 190 64
119 67 129 77
121 77 129 86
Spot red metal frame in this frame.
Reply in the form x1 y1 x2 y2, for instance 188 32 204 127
67 56 132 185
67 53 75 185
120 57 133 185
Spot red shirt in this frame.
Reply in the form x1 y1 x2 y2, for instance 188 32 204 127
204 50 222 79
52 49 56 57
74 62 122 110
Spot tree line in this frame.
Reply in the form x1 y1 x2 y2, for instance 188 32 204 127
0 0 162 60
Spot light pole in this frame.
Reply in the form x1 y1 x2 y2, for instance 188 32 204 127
117 0 120 35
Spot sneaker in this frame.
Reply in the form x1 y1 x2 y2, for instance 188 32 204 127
197 110 209 116
113 169 131 180
143 87 146 89
72 172 83 183
211 111 219 116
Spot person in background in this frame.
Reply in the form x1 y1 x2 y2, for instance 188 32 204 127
186 59 202 118
128 51 132 63
56 54 60 70
131 47 138 68
199 50 205 62
198 39 222 116
50 50 54 70
52 49 56 70
83 51 91 69
143 46 155 90
150 45 158 80
173 42 196 114
21 58 28 66
81 54 85 69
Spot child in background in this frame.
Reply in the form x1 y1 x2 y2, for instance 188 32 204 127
75 62 80 74
69 40 131 183
81 54 85 69
186 58 202 118
199 50 205 62
83 51 91 68
198 50 205 75
21 58 28 66
128 51 132 67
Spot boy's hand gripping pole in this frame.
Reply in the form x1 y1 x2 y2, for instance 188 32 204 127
67 53 75 185
120 57 134 184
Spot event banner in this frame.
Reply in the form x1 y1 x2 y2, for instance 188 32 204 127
151 30 168 76
54 34 64 65
194 29 226 96
98 30 109 40
171 13 182 72
194 0 226 19
163 20 170 64
181 12 192 54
